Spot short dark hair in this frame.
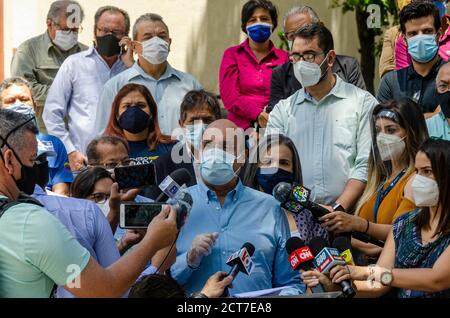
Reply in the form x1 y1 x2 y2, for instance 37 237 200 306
293 22 334 53
86 136 129 166
128 274 186 298
133 13 168 40
400 1 442 35
414 138 450 236
70 167 113 199
47 0 85 24
241 0 278 33
180 90 222 122
0 77 33 106
94 6 130 36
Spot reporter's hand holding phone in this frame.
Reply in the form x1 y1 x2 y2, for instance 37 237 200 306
107 183 141 232
143 205 178 251
187 233 219 268
119 36 134 68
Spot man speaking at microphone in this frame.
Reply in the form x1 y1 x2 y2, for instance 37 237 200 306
171 120 304 295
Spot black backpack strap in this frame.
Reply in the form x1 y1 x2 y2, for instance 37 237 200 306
0 198 22 219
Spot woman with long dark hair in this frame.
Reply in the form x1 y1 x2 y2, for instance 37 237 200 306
303 138 450 298
104 83 174 165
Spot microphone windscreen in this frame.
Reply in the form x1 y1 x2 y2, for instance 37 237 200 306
286 237 306 254
309 237 328 256
170 168 193 186
242 242 255 256
272 182 292 202
332 236 352 253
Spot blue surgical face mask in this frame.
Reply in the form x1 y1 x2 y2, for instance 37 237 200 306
200 148 242 186
185 123 208 150
256 167 294 195
118 106 151 134
407 34 439 63
246 22 273 43
8 103 35 117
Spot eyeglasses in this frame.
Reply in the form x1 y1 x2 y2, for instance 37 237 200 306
99 159 134 170
89 193 110 204
96 27 125 38
290 52 325 63
53 22 83 33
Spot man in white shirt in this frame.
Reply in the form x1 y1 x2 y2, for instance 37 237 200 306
44 6 133 171
267 23 377 213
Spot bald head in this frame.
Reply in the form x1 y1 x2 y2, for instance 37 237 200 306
436 62 450 94
202 119 245 161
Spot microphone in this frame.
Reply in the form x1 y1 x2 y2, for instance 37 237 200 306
286 237 325 293
332 236 355 265
167 190 193 230
156 169 193 202
222 243 255 297
309 237 356 298
273 182 330 219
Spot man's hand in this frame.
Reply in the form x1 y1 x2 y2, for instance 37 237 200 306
109 183 141 215
144 205 178 251
119 36 134 68
118 230 146 254
68 151 87 172
257 111 269 128
201 272 234 298
187 233 219 268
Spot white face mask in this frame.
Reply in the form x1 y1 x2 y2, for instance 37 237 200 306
140 37 170 65
53 30 78 51
96 200 110 217
293 53 329 88
288 40 293 51
377 133 406 162
412 175 439 207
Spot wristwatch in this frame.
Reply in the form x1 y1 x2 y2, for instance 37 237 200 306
380 270 393 286
191 292 209 298
332 202 346 212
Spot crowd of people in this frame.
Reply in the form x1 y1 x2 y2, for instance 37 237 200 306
0 0 449 299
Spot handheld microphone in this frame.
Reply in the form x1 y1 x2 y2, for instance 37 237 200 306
167 190 193 230
286 237 325 293
222 243 255 297
332 236 355 266
156 169 193 202
309 237 356 298
273 182 330 219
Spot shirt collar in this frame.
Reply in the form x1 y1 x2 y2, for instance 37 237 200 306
238 38 278 61
127 62 181 82
198 179 244 204
33 185 46 196
296 75 346 105
408 57 444 79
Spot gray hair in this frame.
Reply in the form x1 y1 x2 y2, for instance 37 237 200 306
47 0 85 25
95 6 131 36
0 77 32 106
283 5 320 28
0 109 38 158
132 13 168 40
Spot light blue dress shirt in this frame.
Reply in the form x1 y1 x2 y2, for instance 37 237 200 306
95 62 202 136
43 46 128 155
171 180 304 296
266 76 377 205
426 112 450 141
32 186 156 298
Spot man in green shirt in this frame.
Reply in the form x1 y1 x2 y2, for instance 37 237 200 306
0 109 178 298
10 0 88 133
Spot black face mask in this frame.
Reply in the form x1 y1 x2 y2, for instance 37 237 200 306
96 34 121 57
437 91 450 118
0 116 39 195
36 160 50 189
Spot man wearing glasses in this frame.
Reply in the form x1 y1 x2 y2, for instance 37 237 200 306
11 0 88 134
43 5 134 172
266 23 377 214
267 5 366 112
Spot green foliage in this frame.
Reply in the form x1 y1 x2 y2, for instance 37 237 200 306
277 31 289 51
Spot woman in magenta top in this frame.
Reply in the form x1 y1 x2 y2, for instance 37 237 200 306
219 0 289 130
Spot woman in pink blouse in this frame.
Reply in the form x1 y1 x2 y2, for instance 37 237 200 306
219 0 289 130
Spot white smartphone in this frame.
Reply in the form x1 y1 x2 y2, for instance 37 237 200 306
119 202 164 229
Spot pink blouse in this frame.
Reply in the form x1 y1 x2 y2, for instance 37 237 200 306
219 39 289 129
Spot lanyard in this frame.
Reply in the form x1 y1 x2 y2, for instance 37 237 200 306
373 170 406 223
